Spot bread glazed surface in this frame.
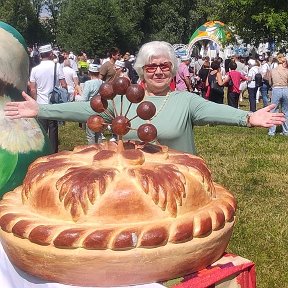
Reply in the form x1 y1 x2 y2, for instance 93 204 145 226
0 141 236 286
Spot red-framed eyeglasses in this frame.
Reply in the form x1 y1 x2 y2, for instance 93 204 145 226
143 62 172 73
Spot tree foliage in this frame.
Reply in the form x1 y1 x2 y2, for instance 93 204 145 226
220 0 288 45
0 0 287 53
0 0 44 45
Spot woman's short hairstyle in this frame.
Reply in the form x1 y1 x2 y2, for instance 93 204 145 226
202 60 210 68
229 61 237 70
277 53 286 64
210 60 220 70
63 59 71 68
134 41 178 80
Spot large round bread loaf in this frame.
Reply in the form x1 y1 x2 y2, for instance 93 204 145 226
0 141 236 286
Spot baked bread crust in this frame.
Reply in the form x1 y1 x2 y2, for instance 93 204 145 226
0 141 236 286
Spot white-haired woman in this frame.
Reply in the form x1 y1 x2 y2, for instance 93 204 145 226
4 41 285 154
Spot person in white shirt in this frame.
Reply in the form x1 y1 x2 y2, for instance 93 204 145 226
194 55 204 75
233 55 246 74
247 59 260 112
259 56 271 107
29 44 67 152
61 50 78 73
62 59 80 101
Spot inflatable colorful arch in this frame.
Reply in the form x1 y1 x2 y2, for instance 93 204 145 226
187 21 233 54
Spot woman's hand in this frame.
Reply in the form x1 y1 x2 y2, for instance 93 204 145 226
4 91 39 119
249 104 285 127
74 84 82 95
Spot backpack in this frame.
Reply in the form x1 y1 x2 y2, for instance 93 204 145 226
49 62 70 104
49 87 70 104
254 73 263 87
262 63 271 86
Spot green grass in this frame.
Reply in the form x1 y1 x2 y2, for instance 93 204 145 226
195 125 288 288
58 94 288 288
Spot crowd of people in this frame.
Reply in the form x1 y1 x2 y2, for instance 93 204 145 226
174 52 288 136
4 41 285 156
26 45 139 152
12 41 287 153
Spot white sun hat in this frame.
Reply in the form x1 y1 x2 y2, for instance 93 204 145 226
115 60 126 69
88 64 101 73
180 55 191 61
38 44 52 54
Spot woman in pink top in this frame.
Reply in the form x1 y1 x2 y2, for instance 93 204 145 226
226 61 247 108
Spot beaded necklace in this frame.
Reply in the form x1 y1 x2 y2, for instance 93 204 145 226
144 92 171 121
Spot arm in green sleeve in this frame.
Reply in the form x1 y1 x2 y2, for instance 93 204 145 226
189 94 249 126
38 101 113 123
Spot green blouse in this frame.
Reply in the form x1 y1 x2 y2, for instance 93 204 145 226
39 91 249 154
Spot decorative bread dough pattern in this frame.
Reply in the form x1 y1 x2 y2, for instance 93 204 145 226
0 141 236 251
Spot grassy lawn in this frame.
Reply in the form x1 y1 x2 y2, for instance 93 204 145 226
58 94 288 288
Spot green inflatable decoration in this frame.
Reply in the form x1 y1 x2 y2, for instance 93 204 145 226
0 22 52 197
188 21 234 51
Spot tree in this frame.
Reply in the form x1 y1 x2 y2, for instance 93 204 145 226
56 0 115 56
0 0 49 46
1 0 287 53
109 0 145 53
56 0 145 56
188 0 288 45
31 0 44 18
228 0 288 45
138 0 193 44
42 0 63 41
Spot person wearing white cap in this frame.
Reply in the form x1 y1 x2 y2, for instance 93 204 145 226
247 58 260 112
175 55 192 92
114 60 129 79
29 44 67 153
123 53 138 84
76 64 103 102
75 63 104 144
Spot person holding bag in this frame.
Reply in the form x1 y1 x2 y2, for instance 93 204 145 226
206 60 225 104
197 60 210 98
29 44 67 153
49 59 70 104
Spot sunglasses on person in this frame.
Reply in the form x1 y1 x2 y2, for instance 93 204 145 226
143 62 172 73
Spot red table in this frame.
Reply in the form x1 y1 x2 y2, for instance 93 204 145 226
167 253 256 288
